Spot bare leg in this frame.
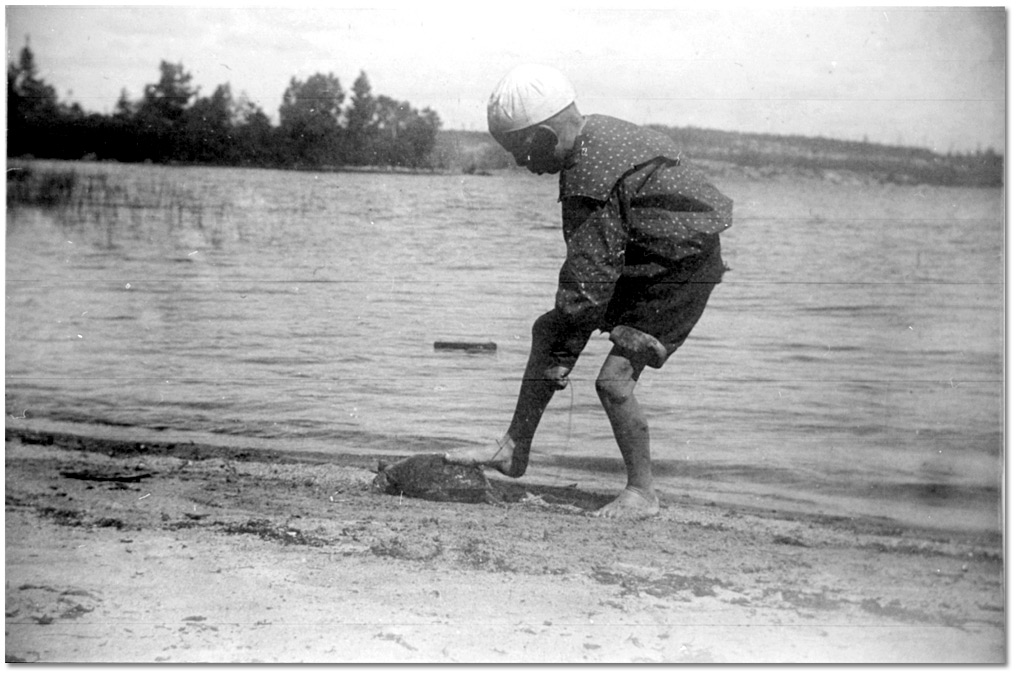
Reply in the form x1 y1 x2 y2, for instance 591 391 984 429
592 349 660 518
443 358 557 477
445 312 575 478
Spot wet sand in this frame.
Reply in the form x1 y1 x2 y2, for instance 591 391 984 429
4 425 1005 663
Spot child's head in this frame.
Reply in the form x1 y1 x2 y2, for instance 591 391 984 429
487 64 585 175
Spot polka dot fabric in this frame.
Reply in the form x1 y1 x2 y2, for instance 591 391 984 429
560 115 730 212
551 115 733 345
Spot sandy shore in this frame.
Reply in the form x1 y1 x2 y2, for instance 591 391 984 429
4 425 1005 664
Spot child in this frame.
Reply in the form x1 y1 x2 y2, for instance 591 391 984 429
446 64 732 518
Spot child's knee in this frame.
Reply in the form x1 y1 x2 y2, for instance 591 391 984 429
531 310 589 363
530 311 585 386
596 353 640 406
595 373 632 406
531 311 561 344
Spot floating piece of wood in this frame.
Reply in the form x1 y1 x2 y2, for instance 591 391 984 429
60 470 154 483
433 341 497 353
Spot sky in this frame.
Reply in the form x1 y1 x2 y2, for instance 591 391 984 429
4 3 1008 154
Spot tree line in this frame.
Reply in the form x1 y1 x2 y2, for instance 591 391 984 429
8 41 1002 186
7 42 442 169
648 125 1003 188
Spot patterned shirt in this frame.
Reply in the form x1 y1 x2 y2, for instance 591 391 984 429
554 114 733 331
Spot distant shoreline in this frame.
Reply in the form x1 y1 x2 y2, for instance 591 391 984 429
7 154 1003 191
432 126 1003 188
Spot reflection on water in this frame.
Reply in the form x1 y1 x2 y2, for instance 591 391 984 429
5 161 1003 531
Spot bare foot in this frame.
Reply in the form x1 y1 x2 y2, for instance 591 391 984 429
592 487 660 519
445 437 526 478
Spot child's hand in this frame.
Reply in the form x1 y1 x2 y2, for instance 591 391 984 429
544 365 571 390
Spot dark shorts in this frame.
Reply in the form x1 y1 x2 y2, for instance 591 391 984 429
601 235 724 359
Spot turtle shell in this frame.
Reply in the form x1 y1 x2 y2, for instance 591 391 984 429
372 454 498 504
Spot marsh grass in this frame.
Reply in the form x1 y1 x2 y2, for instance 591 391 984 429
6 165 78 206
7 161 233 250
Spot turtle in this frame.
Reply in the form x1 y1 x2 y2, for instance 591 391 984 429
372 454 501 504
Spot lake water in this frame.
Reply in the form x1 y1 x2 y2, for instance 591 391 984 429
5 160 1004 532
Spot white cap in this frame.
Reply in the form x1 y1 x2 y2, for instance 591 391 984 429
487 64 576 136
